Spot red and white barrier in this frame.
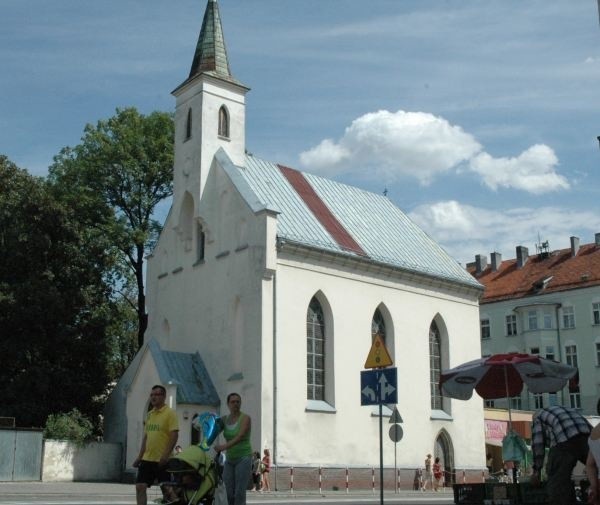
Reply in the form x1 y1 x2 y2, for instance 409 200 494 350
345 467 349 493
318 466 322 494
372 467 375 493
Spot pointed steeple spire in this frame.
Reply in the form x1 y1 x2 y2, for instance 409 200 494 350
189 0 232 79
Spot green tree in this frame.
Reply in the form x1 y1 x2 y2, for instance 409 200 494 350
49 107 174 348
0 156 114 428
44 409 94 445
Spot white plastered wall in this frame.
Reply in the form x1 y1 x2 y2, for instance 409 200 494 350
271 256 485 469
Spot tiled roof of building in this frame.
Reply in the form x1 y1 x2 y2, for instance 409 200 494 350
238 153 481 289
467 241 600 304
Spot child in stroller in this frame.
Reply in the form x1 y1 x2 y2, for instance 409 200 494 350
160 445 220 505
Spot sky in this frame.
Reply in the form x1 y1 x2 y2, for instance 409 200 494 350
2 0 600 266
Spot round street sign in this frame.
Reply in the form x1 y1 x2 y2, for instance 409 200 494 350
389 424 403 442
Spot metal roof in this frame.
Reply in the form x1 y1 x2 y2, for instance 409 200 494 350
239 153 481 289
149 340 220 406
189 0 231 79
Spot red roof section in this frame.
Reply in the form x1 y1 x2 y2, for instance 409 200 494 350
277 164 367 257
467 242 600 303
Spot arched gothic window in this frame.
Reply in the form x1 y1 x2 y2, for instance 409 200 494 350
307 297 325 401
371 308 386 344
185 108 192 140
218 106 229 138
429 321 442 410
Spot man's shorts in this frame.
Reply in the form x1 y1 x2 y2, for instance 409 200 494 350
135 460 170 487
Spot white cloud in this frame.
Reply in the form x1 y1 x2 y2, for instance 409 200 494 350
298 138 350 176
300 110 571 194
409 200 600 266
299 109 481 185
468 144 569 194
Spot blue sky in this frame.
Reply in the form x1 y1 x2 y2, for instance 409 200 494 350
2 0 600 266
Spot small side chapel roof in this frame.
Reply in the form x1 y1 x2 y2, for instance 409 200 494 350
238 154 481 289
148 340 220 406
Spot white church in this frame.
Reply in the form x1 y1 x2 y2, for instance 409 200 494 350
105 0 486 485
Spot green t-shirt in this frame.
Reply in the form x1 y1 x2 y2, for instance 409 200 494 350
223 412 252 461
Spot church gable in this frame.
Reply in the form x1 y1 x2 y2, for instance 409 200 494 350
196 150 277 268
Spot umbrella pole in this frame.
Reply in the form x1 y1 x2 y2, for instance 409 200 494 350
504 366 513 432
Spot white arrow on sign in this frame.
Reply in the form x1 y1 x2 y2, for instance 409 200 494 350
378 372 396 400
362 385 376 402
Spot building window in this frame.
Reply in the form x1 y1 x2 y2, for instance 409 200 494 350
596 343 600 366
565 344 578 368
218 106 229 138
562 306 575 329
543 311 553 329
485 400 495 408
545 346 555 361
307 297 325 401
510 396 522 410
533 393 544 409
480 319 490 340
371 308 386 344
530 347 540 355
185 108 192 140
570 391 581 409
505 314 517 336
196 223 205 262
528 310 538 330
548 393 558 406
429 321 442 410
593 303 600 325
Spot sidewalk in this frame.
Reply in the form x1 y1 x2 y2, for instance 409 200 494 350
0 480 454 500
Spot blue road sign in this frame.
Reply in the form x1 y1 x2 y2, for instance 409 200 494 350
360 367 397 406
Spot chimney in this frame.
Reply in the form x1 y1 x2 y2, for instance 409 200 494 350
595 232 600 246
475 254 487 274
491 252 502 271
516 245 529 268
570 236 580 257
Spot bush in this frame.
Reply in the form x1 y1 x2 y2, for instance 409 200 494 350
44 408 93 445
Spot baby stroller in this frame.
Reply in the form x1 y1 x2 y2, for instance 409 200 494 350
159 445 219 505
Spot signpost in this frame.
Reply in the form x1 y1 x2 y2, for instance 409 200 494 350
361 336 399 505
389 407 403 493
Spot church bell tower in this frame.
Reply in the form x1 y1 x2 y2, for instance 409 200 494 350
171 0 249 208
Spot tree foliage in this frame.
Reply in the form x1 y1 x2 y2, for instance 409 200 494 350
44 409 94 445
48 107 174 348
0 156 114 428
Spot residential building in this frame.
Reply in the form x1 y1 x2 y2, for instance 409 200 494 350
468 235 600 416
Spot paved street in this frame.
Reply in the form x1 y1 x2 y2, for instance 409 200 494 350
0 482 454 505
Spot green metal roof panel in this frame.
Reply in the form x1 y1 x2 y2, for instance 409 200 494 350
189 0 231 79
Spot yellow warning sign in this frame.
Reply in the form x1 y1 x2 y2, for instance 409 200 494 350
364 334 393 368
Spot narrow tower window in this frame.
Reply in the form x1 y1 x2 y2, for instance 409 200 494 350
218 106 229 138
196 222 205 262
185 108 192 140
